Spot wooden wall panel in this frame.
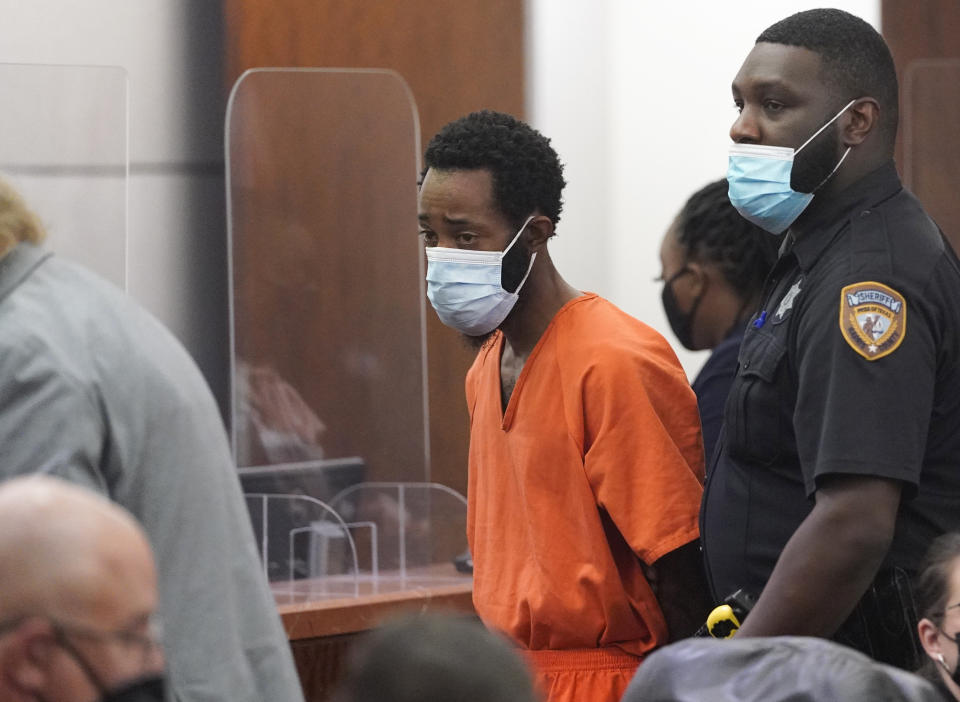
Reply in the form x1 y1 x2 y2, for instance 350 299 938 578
223 0 525 498
882 1 960 81
882 0 960 251
900 61 960 252
290 633 357 702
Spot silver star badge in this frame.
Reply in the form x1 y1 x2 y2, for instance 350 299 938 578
776 280 803 321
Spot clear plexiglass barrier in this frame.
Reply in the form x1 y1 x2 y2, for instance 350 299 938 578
226 69 469 600
0 64 128 288
246 482 467 602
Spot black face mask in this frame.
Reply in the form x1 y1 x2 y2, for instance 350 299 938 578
790 120 842 194
661 267 702 350
937 628 960 687
99 674 167 702
500 229 533 294
52 628 167 702
38 669 166 702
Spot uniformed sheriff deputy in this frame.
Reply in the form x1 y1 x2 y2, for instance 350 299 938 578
700 9 960 669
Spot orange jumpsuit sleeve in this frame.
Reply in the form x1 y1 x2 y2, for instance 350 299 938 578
577 339 705 565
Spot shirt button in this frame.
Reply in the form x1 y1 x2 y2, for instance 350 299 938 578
743 359 751 369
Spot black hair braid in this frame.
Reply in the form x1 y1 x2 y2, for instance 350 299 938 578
676 179 780 299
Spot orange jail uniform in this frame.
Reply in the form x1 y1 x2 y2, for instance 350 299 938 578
466 293 705 702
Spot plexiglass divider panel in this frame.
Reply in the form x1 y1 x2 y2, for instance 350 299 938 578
244 483 468 601
328 482 468 580
227 69 466 598
226 69 426 478
0 64 128 288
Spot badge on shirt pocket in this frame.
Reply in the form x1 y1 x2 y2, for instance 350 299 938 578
839 281 906 360
771 277 803 326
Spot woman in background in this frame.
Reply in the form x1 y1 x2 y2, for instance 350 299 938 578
916 532 960 700
658 179 779 463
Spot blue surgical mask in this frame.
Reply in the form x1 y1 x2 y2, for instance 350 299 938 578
727 99 856 235
425 216 536 336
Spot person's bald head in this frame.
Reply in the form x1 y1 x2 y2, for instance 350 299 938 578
0 475 154 624
0 476 161 702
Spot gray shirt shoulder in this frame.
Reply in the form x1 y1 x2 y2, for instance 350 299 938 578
0 245 304 702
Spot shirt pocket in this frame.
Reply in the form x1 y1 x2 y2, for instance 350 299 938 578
725 330 787 466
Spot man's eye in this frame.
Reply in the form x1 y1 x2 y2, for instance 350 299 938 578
419 231 437 246
733 100 743 114
763 100 785 112
456 233 477 246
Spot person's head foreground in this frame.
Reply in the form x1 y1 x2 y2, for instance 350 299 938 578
916 533 960 699
418 110 566 347
660 178 780 350
0 476 164 702
727 8 899 235
333 614 538 702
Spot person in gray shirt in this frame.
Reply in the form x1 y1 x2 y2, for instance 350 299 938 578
0 178 304 702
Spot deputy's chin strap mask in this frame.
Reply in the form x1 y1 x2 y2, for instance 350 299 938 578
727 99 856 235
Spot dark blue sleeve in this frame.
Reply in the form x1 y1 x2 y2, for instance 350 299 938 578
692 336 742 466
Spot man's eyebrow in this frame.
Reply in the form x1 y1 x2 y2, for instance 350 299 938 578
442 215 473 225
735 78 798 95
756 78 793 90
417 213 475 225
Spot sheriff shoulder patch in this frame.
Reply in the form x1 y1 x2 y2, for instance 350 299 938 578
839 281 906 361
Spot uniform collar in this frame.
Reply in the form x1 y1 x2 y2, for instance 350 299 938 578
0 243 52 305
786 161 902 272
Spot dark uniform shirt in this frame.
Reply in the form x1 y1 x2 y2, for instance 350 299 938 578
701 162 960 603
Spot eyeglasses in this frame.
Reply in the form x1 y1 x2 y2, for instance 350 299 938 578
53 614 164 669
933 602 960 643
654 267 692 285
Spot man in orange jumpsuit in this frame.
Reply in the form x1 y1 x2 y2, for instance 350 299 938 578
418 110 711 702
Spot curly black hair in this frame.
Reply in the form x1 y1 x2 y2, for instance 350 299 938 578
757 9 898 146
423 110 566 230
676 179 780 300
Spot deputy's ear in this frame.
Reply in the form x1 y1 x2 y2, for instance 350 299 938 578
3 618 55 696
842 97 881 147
524 215 555 252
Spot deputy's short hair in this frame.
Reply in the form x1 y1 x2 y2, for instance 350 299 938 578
758 9 899 145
